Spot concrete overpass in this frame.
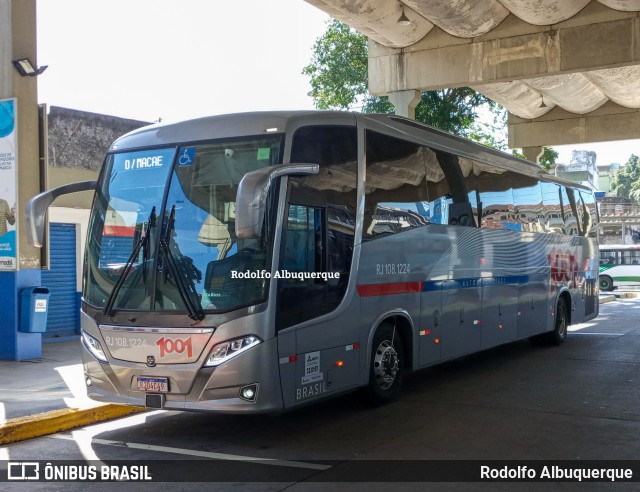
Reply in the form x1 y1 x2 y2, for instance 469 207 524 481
304 0 640 160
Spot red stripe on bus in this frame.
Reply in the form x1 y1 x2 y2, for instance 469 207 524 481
357 281 424 297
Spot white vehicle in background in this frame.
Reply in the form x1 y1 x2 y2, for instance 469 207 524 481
599 244 640 291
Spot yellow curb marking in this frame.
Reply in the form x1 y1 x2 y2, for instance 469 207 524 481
0 405 145 445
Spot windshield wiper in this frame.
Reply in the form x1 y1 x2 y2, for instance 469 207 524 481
159 205 205 321
103 206 156 316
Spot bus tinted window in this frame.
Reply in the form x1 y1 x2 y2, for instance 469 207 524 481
478 179 516 231
465 166 519 231
363 131 451 239
85 148 176 310
561 187 578 236
541 182 564 234
512 177 544 232
290 125 357 166
579 190 597 238
170 138 282 312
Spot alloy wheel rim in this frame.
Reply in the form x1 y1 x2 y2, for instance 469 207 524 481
373 340 399 390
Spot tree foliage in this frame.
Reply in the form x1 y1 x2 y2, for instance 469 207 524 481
611 154 640 200
303 19 562 166
538 147 559 171
302 20 368 110
303 19 497 137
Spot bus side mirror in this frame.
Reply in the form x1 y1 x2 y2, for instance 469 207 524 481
26 180 98 247
235 164 319 239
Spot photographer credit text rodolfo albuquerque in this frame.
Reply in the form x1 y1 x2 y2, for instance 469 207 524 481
230 270 340 281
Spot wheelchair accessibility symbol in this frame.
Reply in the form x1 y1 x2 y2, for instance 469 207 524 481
178 147 196 166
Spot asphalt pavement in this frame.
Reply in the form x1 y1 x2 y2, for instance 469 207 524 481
0 291 634 445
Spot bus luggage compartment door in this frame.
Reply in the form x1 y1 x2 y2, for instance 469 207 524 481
439 279 482 360
278 327 361 408
481 276 518 349
419 282 442 366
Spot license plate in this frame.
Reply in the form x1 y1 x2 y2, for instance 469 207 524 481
136 376 169 392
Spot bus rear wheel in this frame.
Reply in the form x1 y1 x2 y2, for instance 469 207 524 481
533 298 568 346
599 275 614 292
365 322 404 406
549 298 568 345
540 299 569 346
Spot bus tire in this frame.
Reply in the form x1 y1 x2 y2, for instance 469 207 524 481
599 275 614 292
550 298 568 345
365 322 404 406
536 298 568 346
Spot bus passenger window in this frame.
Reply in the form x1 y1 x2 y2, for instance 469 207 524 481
479 188 516 230
541 183 564 234
579 190 598 238
466 166 522 231
512 177 543 233
561 187 579 236
448 202 474 226
363 130 452 238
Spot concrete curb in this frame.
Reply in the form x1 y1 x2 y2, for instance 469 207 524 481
614 292 637 299
0 405 145 445
599 292 637 303
599 295 616 304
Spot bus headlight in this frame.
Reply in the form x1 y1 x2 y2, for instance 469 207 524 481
81 331 108 363
204 336 261 367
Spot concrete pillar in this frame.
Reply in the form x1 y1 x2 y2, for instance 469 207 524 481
388 90 421 120
0 0 44 360
522 146 543 164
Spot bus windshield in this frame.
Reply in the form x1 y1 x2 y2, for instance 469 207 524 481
84 136 283 314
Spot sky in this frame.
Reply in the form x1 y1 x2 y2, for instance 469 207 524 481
36 0 330 122
36 0 639 167
555 141 638 167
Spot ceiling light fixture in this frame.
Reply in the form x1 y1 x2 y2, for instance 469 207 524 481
539 95 547 109
397 5 411 26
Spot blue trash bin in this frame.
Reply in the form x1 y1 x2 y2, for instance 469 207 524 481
19 287 50 333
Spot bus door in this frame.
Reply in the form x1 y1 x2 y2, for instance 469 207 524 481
276 183 360 408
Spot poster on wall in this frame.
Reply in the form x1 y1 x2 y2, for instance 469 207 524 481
0 98 17 271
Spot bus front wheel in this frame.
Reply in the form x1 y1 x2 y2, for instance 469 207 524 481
365 322 404 406
599 275 614 292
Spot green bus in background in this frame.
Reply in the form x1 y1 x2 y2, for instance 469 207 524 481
599 244 640 291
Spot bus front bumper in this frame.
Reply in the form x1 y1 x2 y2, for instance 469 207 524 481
82 336 285 414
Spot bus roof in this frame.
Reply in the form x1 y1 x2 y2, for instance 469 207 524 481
110 111 304 150
109 110 592 192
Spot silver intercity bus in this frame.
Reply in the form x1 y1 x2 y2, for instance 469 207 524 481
27 111 599 413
